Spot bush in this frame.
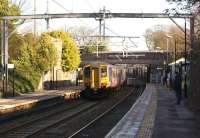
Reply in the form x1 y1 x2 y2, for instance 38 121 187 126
7 30 80 93
10 32 58 93
49 30 81 71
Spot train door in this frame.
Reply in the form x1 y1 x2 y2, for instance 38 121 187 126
91 67 99 89
83 66 91 88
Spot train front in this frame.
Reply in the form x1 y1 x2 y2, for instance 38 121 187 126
81 63 110 99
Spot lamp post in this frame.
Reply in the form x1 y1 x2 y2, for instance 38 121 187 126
184 18 188 98
166 35 173 65
166 38 169 65
174 39 177 72
155 46 165 84
165 35 172 83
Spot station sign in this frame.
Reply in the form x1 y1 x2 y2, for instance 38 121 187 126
8 64 15 69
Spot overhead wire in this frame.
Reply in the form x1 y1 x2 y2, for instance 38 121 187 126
50 0 90 26
105 26 121 36
105 25 139 50
51 0 72 12
85 0 96 12
47 1 138 51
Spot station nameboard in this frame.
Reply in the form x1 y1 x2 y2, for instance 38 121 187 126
8 64 15 69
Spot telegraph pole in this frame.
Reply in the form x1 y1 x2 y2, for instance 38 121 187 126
96 7 108 58
174 39 177 72
102 6 106 37
1 21 4 95
96 7 109 38
99 19 102 36
33 0 36 36
46 0 50 30
1 20 8 97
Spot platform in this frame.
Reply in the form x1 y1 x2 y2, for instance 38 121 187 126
150 86 200 138
0 86 83 115
106 84 200 138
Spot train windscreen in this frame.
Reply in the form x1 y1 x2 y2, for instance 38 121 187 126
101 66 107 77
84 66 90 77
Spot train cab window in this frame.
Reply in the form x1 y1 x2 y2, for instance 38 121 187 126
101 66 107 77
84 66 90 77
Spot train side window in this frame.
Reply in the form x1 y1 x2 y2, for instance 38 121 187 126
109 67 112 81
113 68 116 78
101 66 107 77
84 67 90 77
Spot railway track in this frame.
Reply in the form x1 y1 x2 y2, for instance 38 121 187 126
0 99 82 133
0 99 98 138
68 87 143 138
36 87 143 138
0 86 144 138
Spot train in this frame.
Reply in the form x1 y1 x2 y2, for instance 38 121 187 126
80 62 126 99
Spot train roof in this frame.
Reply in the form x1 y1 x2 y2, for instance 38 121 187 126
83 61 126 68
83 61 109 67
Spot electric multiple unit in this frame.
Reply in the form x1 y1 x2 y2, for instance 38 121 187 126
81 62 126 99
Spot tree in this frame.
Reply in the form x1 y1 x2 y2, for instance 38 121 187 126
36 33 58 72
61 37 80 71
1 0 22 63
10 32 58 93
68 26 108 54
166 0 199 5
8 33 25 60
0 0 21 32
24 32 38 46
49 30 81 71
11 39 39 92
144 25 167 51
0 0 20 16
144 25 190 52
82 40 108 54
166 0 199 12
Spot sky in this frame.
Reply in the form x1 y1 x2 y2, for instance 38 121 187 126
16 0 187 51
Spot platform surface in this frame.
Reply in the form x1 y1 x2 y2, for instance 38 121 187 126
0 86 83 114
151 86 200 138
106 84 200 138
105 84 155 138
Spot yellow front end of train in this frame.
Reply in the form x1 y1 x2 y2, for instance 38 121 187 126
83 63 109 91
